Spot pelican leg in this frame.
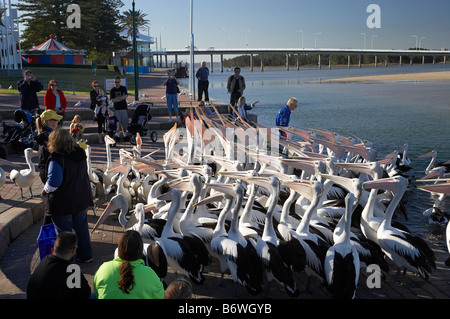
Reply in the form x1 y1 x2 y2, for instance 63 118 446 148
218 272 225 287
29 187 33 199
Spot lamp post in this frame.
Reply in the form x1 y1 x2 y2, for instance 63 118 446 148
132 0 139 101
315 32 321 49
371 34 378 49
297 29 304 49
359 32 366 50
189 0 195 100
245 29 252 47
411 35 418 50
419 37 425 49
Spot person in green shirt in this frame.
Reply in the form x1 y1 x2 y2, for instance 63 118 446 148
93 230 165 299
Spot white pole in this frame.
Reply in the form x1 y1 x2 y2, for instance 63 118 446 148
189 0 195 100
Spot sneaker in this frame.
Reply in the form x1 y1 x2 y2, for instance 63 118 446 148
205 101 210 105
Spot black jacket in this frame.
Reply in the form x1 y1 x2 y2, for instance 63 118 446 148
17 79 43 111
36 127 53 183
46 147 93 216
27 255 91 299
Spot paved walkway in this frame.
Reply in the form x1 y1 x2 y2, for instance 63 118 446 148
0 71 449 301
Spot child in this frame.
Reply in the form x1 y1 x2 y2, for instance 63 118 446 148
105 107 119 145
69 115 84 141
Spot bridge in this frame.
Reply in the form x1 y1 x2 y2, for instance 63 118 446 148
154 48 450 72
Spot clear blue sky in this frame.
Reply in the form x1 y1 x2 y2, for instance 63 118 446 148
120 0 450 50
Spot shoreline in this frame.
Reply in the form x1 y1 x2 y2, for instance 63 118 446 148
325 70 450 83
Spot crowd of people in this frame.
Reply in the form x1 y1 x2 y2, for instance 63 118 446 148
17 67 297 299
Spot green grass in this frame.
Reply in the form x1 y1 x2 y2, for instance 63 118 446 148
0 67 136 95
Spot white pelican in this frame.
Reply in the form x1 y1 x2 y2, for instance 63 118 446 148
324 193 360 299
156 188 206 285
0 158 20 200
364 176 436 280
250 176 300 298
281 180 329 290
419 150 450 176
208 182 264 296
418 181 450 267
10 148 39 199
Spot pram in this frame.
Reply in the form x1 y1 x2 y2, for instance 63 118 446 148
127 102 157 145
0 109 39 159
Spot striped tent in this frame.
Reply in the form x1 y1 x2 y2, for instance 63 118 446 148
22 35 86 65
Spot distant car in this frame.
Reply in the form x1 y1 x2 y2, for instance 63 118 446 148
207 47 215 50
184 45 198 50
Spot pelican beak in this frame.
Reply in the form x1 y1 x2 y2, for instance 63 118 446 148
319 173 355 193
244 176 270 189
106 163 128 174
363 176 407 193
279 158 316 175
418 151 435 158
418 181 450 195
280 180 314 201
218 170 249 179
193 193 225 207
156 169 183 180
0 158 20 168
168 177 194 192
205 182 235 196
334 162 377 177
91 201 116 233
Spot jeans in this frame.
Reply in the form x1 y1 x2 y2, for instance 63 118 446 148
51 210 92 261
166 93 178 114
198 80 209 102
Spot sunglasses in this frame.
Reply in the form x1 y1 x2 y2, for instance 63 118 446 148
114 81 120 83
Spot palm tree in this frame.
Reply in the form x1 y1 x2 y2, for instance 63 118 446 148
120 9 150 38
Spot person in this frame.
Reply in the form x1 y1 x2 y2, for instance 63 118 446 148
69 115 84 140
196 61 210 104
44 80 67 126
196 101 215 120
275 97 298 128
90 80 108 143
227 66 246 107
232 96 259 123
275 97 298 155
17 69 44 114
110 76 129 141
164 277 193 299
105 107 119 145
163 70 180 122
26 231 91 299
36 110 62 183
41 128 93 263
93 230 165 299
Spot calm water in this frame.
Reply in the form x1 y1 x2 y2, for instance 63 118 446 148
179 64 450 243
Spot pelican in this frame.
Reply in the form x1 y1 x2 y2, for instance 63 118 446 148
0 158 20 200
419 150 450 176
364 176 436 280
418 181 450 267
281 179 329 290
324 193 360 299
10 148 39 199
250 176 300 298
208 182 264 296
156 188 206 285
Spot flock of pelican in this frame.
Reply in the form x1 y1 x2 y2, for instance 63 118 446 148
1 105 449 299
83 106 450 299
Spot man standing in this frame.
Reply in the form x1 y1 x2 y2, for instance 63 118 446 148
17 69 43 113
227 66 246 107
196 61 210 104
275 97 298 154
110 76 129 141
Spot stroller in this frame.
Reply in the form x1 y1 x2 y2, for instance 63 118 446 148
0 109 39 159
127 102 157 145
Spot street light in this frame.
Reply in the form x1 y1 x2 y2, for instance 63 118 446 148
315 32 321 49
297 29 304 49
132 0 139 101
371 35 378 49
245 29 252 47
411 35 418 50
419 37 426 49
359 32 366 50
221 27 227 49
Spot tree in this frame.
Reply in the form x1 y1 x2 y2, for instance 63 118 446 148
119 9 150 38
17 0 128 62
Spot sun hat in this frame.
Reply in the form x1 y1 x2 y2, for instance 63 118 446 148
40 110 63 122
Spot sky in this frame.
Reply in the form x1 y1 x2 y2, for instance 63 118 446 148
118 0 450 51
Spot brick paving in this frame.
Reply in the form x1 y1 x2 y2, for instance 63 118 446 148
0 71 449 300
